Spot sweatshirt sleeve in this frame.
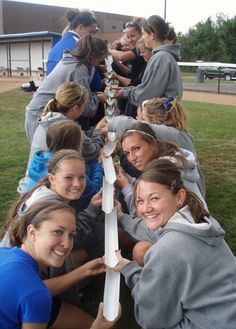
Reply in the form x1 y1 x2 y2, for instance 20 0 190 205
73 203 102 249
82 130 104 163
121 243 186 329
121 52 173 105
119 214 157 242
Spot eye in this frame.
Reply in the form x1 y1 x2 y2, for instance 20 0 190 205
134 146 140 152
151 196 159 202
53 229 63 236
65 176 73 181
69 233 76 241
78 175 86 181
136 199 143 205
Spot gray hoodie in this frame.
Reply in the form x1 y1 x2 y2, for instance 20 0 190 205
121 148 207 216
18 112 104 194
1 186 101 249
120 206 236 329
121 44 183 106
108 115 206 197
25 53 99 142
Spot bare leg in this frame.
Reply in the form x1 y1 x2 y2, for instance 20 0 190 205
132 241 153 266
50 301 94 329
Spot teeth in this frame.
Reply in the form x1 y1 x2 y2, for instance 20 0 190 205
54 250 65 256
146 214 157 219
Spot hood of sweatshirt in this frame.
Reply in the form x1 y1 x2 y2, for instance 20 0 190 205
160 148 199 184
28 150 52 182
161 206 225 247
152 44 181 61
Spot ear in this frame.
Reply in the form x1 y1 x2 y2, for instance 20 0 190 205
27 224 37 242
48 173 55 187
176 188 186 208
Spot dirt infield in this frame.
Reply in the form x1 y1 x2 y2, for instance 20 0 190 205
0 76 236 106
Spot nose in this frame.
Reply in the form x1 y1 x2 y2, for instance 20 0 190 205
60 234 72 250
72 177 83 188
129 151 136 163
142 200 152 213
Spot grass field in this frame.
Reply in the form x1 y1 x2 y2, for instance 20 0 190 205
0 88 236 328
0 89 235 252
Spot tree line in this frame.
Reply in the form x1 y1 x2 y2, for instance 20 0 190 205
177 14 236 63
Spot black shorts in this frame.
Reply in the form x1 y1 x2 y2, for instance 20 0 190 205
47 297 61 328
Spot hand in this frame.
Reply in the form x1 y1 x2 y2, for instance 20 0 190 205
90 302 121 329
112 87 122 99
96 92 107 103
110 250 131 272
96 117 108 136
115 200 124 219
90 188 103 207
115 166 129 189
81 257 106 278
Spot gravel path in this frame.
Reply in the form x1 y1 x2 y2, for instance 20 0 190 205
0 76 235 106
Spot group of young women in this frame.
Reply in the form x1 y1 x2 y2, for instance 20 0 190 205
0 9 236 329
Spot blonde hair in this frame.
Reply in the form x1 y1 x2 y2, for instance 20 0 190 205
141 97 187 130
42 82 88 117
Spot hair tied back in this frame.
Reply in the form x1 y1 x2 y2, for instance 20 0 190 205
163 96 174 110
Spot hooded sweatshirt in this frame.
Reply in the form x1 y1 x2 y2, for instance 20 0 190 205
25 53 99 142
120 44 183 106
25 149 103 212
0 185 102 250
120 206 236 329
108 115 206 198
121 148 207 216
18 112 104 194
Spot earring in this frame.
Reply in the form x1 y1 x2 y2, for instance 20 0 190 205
177 202 182 208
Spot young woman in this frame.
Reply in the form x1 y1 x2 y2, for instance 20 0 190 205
115 122 206 215
97 96 205 197
25 35 108 141
18 82 104 194
114 15 182 106
46 9 98 75
112 159 236 329
0 200 119 329
1 149 105 307
25 120 103 211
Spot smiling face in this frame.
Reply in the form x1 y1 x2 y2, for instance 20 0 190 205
135 181 180 230
48 158 86 201
122 133 156 171
29 209 76 269
124 26 142 47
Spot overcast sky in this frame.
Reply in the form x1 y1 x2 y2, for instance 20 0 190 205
14 0 236 33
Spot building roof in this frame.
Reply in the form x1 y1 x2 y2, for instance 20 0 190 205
0 31 61 40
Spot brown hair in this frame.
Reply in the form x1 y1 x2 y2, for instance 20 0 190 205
46 120 82 153
42 82 88 117
71 35 108 71
141 97 187 130
0 150 84 241
121 122 186 164
8 200 75 247
134 158 209 223
142 15 176 43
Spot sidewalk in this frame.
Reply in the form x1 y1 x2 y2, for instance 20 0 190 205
0 76 236 106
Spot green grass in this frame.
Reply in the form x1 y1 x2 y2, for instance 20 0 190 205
0 89 236 328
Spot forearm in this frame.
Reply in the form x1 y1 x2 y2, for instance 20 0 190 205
44 266 88 297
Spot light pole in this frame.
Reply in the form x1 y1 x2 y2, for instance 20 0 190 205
164 0 167 20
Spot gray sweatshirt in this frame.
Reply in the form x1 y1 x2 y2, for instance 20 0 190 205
25 53 99 142
120 206 236 329
108 115 206 197
121 44 183 105
0 186 101 249
121 148 207 215
18 112 104 194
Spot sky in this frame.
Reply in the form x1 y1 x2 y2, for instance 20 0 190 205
14 0 236 34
